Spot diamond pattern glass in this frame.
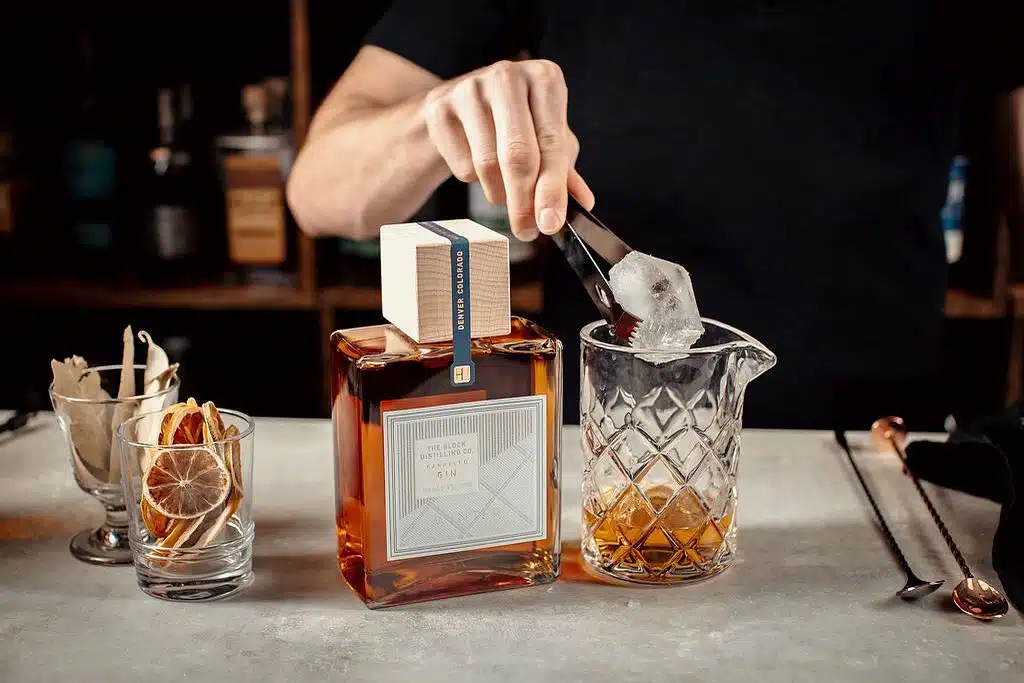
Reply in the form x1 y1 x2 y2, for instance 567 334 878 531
579 320 775 584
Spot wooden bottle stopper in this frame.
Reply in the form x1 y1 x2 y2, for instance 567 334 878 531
380 219 511 343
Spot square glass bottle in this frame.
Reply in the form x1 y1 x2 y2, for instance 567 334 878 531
330 219 563 609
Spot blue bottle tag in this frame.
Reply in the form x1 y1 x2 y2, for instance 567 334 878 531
418 221 476 387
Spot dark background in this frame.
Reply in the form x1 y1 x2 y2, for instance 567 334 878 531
0 1 1019 428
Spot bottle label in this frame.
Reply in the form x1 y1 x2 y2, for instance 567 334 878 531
152 205 195 260
67 140 116 199
74 221 113 249
382 394 548 561
224 154 286 265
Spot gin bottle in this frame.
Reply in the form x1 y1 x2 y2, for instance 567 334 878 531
330 219 563 608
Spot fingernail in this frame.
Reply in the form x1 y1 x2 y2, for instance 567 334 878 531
539 208 563 235
518 227 540 242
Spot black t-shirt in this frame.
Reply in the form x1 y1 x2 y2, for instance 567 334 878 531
366 0 1024 428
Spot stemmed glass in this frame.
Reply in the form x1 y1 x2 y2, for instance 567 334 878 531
49 365 180 565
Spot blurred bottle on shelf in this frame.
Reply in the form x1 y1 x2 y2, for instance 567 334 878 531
0 120 14 279
0 124 13 239
941 155 967 265
141 88 199 284
467 181 535 263
215 81 295 286
65 30 118 277
264 77 291 134
177 83 197 156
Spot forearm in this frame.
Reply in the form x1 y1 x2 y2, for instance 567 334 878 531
286 94 451 240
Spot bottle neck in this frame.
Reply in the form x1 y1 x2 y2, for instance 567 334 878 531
156 90 175 147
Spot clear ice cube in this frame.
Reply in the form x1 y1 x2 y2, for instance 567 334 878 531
608 251 705 350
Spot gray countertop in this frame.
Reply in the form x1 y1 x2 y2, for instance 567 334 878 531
0 413 1020 683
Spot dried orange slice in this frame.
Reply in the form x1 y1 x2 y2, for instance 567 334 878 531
158 399 205 446
222 424 243 495
141 497 172 538
143 447 231 520
201 401 225 443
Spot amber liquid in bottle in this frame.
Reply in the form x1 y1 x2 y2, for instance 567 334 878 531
331 317 562 608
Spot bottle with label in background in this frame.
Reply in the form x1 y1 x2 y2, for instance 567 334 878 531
467 181 536 264
941 155 968 265
330 218 562 609
215 83 295 286
65 30 118 276
142 88 199 283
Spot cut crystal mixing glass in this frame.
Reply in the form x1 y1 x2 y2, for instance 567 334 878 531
579 319 775 584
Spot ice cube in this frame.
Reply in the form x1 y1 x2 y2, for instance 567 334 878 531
608 251 705 351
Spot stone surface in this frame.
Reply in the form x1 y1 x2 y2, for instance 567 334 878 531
0 413 1020 683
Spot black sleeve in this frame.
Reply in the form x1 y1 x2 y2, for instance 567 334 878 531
364 0 543 81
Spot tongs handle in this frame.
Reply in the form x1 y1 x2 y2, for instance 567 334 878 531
550 196 634 328
564 196 633 266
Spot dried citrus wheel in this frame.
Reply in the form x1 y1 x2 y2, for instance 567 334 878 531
143 447 231 520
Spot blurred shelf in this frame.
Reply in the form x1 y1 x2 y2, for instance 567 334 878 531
0 279 544 314
944 288 1006 319
1 1 285 19
0 280 317 310
318 282 544 314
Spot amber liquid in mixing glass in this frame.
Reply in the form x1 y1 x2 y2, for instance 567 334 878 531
331 317 562 608
585 483 734 583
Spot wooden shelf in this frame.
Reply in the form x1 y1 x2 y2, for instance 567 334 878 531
0 280 317 310
944 288 1007 319
0 279 544 314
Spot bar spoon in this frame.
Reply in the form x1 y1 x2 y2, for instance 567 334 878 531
872 417 1009 620
834 431 943 600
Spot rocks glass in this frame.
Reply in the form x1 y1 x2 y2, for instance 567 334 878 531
117 408 255 601
579 319 775 584
49 365 180 565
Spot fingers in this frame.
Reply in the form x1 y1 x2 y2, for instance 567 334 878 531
449 80 504 204
524 60 570 235
485 62 541 240
423 59 592 242
568 168 595 211
423 88 475 182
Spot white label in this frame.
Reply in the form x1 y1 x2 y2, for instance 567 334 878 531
414 433 480 499
383 395 548 561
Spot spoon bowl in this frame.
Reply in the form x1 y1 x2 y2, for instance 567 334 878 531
898 575 944 601
952 577 1010 620
871 416 907 452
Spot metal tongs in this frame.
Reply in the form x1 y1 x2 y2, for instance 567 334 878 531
550 196 641 341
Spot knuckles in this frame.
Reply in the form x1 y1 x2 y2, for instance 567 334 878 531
526 59 564 84
500 139 540 176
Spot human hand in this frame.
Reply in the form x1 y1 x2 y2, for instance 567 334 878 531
422 59 595 241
